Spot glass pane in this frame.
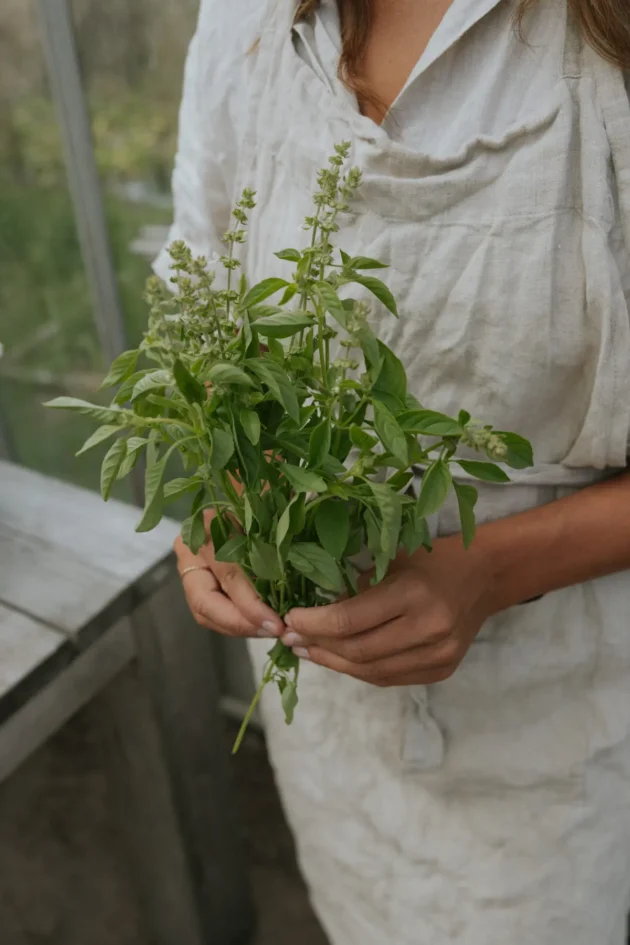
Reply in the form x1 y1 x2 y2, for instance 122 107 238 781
71 0 200 348
0 0 132 495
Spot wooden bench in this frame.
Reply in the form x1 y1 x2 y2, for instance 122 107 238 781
0 459 255 945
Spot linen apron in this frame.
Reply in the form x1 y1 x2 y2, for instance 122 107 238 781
162 0 630 940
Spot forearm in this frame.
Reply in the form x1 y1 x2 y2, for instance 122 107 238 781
473 470 630 613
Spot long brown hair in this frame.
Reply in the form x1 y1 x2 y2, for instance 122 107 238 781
295 0 630 115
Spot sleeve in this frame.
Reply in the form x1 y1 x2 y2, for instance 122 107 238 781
152 0 260 282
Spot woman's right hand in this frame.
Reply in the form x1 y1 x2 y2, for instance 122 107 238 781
174 510 284 639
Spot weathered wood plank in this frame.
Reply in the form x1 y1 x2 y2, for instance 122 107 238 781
0 521 176 647
96 663 207 945
130 573 256 944
0 604 65 697
0 602 72 724
0 619 134 783
0 460 180 581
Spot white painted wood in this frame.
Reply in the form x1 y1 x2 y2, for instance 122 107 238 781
0 460 180 583
0 603 64 701
0 619 134 782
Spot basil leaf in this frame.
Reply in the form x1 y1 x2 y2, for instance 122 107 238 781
315 500 350 559
100 349 139 389
349 273 398 316
373 401 408 466
347 256 388 270
282 464 327 494
288 543 344 593
76 424 120 456
214 534 248 564
173 358 205 405
240 277 289 310
416 460 453 518
206 362 257 388
253 312 316 339
456 460 510 483
315 281 347 328
181 511 208 555
250 538 283 581
308 420 332 468
281 680 299 725
164 477 202 503
240 409 261 446
495 432 534 470
210 428 235 471
116 436 147 480
397 409 464 437
453 481 478 549
131 370 172 401
369 482 402 561
44 397 125 425
100 439 127 501
275 248 301 262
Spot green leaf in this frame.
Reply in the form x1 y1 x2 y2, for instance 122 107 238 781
373 401 408 466
349 273 398 316
416 460 453 518
315 500 350 559
215 534 248 564
243 494 254 534
44 397 125 425
397 409 464 437
456 460 510 483
254 312 316 339
181 511 208 555
100 349 139 389
173 358 205 405
136 446 174 533
275 248 301 262
347 256 388 270
240 409 261 446
116 437 147 479
308 421 331 468
369 482 403 561
131 370 172 401
76 424 120 456
350 425 378 453
373 343 406 406
458 410 472 426
276 494 306 552
250 538 283 581
211 514 228 555
112 370 151 405
495 432 534 470
241 278 289 310
280 284 298 305
281 680 299 725
164 477 202 503
315 281 347 328
247 359 300 423
206 362 257 388
266 337 285 362
235 427 261 487
282 464 327 494
100 439 127 501
401 513 432 555
210 428 235 471
453 482 478 549
288 543 344 593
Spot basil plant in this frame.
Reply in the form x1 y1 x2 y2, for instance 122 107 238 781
47 144 533 751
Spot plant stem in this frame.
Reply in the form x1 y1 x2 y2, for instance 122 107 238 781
232 664 274 754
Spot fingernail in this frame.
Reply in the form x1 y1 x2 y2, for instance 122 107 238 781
284 613 294 629
293 647 311 660
283 631 306 647
262 620 281 635
257 628 277 638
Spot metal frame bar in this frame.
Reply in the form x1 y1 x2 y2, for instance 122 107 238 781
36 0 144 504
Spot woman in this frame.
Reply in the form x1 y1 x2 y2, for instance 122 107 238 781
157 1 630 942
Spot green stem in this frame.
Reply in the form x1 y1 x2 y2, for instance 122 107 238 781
232 665 274 754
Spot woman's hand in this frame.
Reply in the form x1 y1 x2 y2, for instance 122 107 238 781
174 510 284 640
281 536 498 687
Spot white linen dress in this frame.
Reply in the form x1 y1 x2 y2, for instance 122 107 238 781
154 1 630 942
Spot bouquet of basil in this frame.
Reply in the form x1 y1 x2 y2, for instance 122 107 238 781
47 144 533 751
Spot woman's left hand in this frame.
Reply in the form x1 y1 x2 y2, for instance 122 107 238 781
282 537 499 687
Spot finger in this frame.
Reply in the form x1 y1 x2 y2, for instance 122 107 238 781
285 578 406 639
204 539 284 636
296 618 450 664
295 640 458 687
